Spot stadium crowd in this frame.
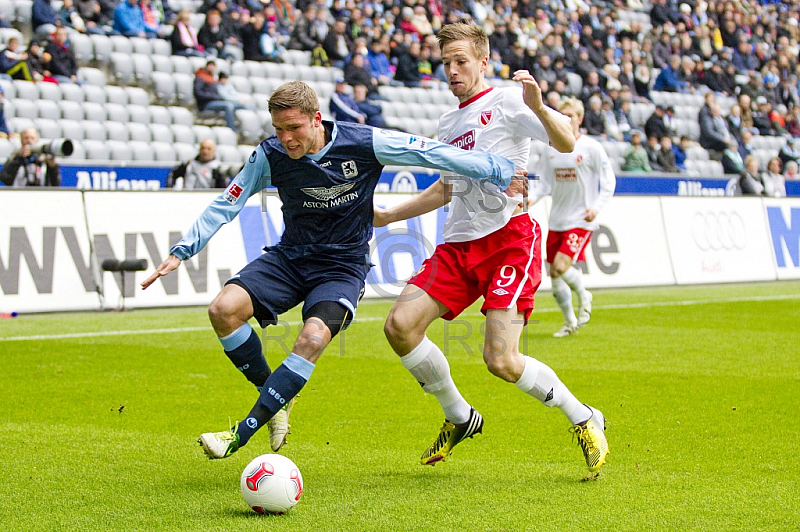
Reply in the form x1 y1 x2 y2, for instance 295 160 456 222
0 0 799 193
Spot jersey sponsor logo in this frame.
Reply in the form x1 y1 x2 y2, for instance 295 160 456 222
555 168 577 182
301 182 359 209
342 160 358 178
449 129 476 150
223 183 244 204
318 160 332 168
480 110 493 127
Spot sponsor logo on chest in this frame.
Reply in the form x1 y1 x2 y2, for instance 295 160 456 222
449 129 476 150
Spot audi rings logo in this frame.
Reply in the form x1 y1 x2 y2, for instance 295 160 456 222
691 211 747 251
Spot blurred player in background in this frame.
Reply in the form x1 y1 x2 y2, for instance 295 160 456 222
530 97 617 337
141 81 524 460
375 23 608 473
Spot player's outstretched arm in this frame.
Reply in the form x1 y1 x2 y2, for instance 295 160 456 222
141 254 181 290
373 179 452 227
512 70 575 153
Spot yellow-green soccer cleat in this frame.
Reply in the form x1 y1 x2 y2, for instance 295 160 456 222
420 407 483 466
570 405 608 471
267 396 296 452
197 423 240 459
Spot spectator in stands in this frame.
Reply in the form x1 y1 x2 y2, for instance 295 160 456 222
344 53 378 97
0 128 61 187
778 138 800 168
583 96 606 138
171 9 205 56
739 156 764 196
193 60 247 132
241 11 269 62
114 0 148 38
738 129 754 162
504 41 526 74
622 131 651 172
726 104 743 142
75 0 116 35
43 27 82 85
737 94 754 132
166 138 227 189
580 71 603 105
395 41 423 89
0 37 34 82
673 136 690 171
752 97 775 136
615 99 633 142
288 5 318 52
722 141 745 176
329 77 364 124
657 136 680 173
770 104 789 136
787 106 800 137
217 72 254 110
785 161 800 181
703 60 733 96
139 0 165 37
58 0 88 33
762 157 786 198
644 105 670 141
367 40 396 87
602 97 622 142
323 19 352 69
645 134 663 171
198 9 242 61
651 31 672 69
0 86 9 138
352 83 387 128
699 102 731 155
260 20 287 63
32 0 58 38
653 55 684 93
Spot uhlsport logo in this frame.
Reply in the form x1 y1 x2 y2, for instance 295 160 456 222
246 417 258 429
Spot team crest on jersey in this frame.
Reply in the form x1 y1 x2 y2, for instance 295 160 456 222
449 129 476 150
480 110 493 127
223 183 243 204
342 160 358 178
576 155 584 164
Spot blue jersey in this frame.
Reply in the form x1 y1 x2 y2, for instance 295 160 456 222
170 122 515 261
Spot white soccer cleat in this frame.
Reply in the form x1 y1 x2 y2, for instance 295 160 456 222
553 323 578 338
577 291 593 328
267 396 296 452
197 424 240 459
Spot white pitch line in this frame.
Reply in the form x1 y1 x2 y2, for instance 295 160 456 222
2 293 799 342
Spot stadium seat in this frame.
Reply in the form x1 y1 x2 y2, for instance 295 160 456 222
231 61 249 77
9 117 35 134
81 102 108 122
0 78 13 98
173 142 197 162
110 52 134 85
105 102 129 123
127 123 151 142
60 100 84 121
192 124 215 143
60 83 85 102
686 146 710 161
130 37 152 55
0 1 15 29
230 76 253 95
58 119 84 141
126 87 151 107
90 35 112 66
83 84 106 104
80 68 107 86
83 121 107 141
127 105 151 125
85 141 112 161
151 141 178 162
173 73 195 107
69 33 93 66
238 144 257 161
170 124 195 144
149 123 174 143
217 144 243 163
13 80 38 100
152 72 176 105
128 140 154 161
237 109 263 144
213 126 238 146
148 105 172 125
107 140 132 161
37 82 61 101
11 99 37 119
13 1 32 30
104 121 129 142
170 55 193 75
36 99 61 120
151 55 172 75
132 54 154 88
67 139 86 160
109 35 134 55
151 38 172 57
36 118 61 139
168 106 195 127
245 61 266 78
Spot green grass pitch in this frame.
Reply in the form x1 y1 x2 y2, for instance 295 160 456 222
1 281 798 531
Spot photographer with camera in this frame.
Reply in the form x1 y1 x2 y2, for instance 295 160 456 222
0 128 62 187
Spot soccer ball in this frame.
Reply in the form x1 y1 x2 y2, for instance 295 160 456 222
240 454 303 514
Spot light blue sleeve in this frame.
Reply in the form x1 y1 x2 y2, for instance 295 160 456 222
372 128 516 188
169 146 271 261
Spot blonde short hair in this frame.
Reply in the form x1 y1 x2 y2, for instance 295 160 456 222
436 22 489 59
558 97 584 118
268 81 320 117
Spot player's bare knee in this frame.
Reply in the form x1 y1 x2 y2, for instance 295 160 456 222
384 307 415 343
293 319 328 357
483 353 518 383
208 294 238 332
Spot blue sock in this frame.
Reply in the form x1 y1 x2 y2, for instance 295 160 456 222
237 353 314 447
219 324 271 391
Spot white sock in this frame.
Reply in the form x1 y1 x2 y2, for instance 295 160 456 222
560 266 588 302
515 356 591 425
400 337 471 424
552 276 577 326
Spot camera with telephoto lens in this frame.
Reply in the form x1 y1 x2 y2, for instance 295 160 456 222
31 138 74 157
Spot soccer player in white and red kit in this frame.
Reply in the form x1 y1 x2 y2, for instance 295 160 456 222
375 23 609 472
531 98 617 337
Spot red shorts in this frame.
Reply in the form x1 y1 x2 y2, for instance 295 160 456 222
408 214 542 322
546 228 593 263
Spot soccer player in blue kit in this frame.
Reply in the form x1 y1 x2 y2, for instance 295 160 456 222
141 81 525 459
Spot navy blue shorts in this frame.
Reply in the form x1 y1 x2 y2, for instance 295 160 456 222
226 249 369 329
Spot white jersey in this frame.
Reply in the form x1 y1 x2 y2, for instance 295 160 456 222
535 134 616 231
438 86 559 242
